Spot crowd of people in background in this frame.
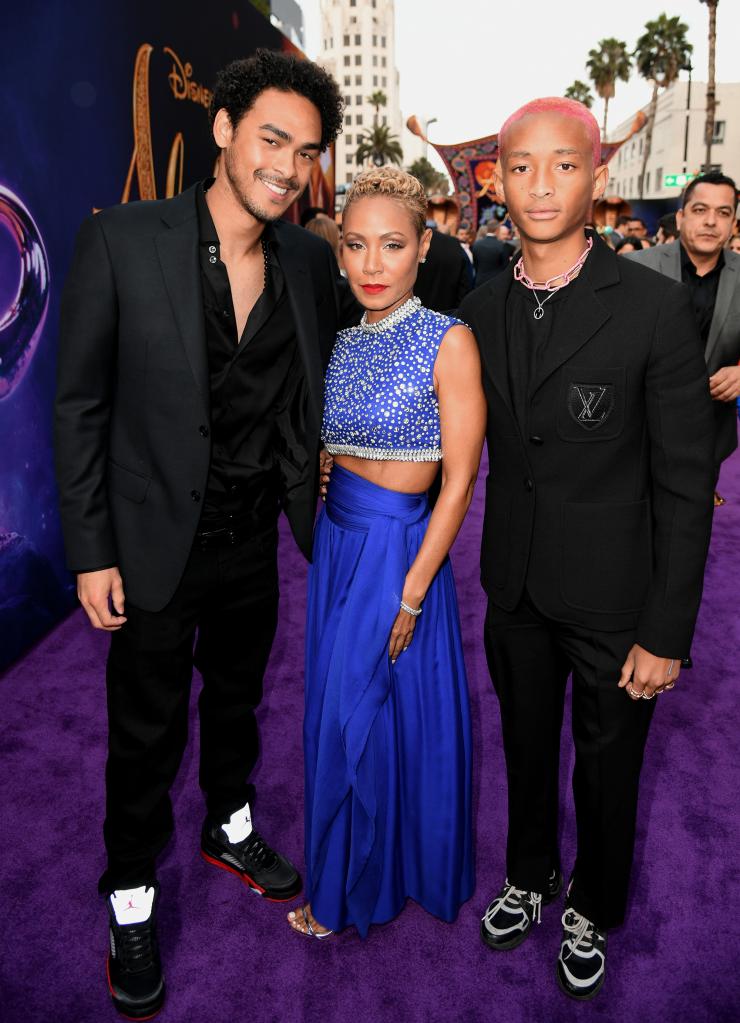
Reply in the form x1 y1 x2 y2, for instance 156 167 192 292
302 189 740 303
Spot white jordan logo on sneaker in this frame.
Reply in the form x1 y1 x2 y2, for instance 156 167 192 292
110 886 155 925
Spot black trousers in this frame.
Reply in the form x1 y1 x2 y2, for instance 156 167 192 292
484 596 655 930
99 525 279 893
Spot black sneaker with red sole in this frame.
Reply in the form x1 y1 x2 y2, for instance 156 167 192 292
201 820 302 902
106 884 165 1020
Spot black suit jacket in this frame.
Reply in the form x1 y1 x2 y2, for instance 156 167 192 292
55 184 355 611
471 235 514 286
414 230 472 312
626 240 740 464
459 237 715 657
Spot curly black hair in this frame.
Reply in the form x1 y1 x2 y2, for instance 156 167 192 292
209 48 344 152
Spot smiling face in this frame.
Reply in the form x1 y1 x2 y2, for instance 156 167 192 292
495 111 608 245
341 195 431 317
212 87 322 223
677 183 737 261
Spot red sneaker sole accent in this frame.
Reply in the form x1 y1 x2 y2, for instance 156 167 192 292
106 956 163 1021
200 850 300 903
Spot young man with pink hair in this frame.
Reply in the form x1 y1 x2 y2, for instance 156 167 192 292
460 98 714 1000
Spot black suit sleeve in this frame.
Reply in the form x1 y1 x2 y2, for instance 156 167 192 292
54 214 119 573
454 247 473 306
636 282 715 656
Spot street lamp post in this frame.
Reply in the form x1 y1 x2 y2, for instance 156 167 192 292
682 61 693 174
422 116 437 161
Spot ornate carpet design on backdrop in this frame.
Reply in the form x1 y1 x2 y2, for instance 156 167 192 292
406 112 647 233
0 0 333 672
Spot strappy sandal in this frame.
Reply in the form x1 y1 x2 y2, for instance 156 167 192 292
288 906 334 939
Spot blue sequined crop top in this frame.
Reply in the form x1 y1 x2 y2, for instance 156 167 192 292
322 297 462 462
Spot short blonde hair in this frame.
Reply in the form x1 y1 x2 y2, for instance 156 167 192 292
343 166 428 236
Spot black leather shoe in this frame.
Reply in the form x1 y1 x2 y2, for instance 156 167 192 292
556 907 607 1000
201 820 302 902
481 869 563 950
106 884 165 1020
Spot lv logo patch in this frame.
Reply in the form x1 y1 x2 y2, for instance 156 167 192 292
567 383 615 430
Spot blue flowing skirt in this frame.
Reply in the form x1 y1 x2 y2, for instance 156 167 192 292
304 465 474 937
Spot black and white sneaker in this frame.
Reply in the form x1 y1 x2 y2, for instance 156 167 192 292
557 907 607 1000
480 869 563 950
106 884 165 1020
201 819 302 902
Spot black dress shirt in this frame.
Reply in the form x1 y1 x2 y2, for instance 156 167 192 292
197 180 298 528
680 244 724 347
505 274 580 435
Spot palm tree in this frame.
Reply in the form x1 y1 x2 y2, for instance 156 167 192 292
700 0 720 172
367 90 388 127
634 14 693 198
586 38 632 140
564 81 594 109
355 124 403 168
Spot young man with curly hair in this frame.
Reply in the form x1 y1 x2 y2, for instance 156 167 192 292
55 49 353 1019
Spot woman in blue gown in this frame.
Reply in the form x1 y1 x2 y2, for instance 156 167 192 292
288 167 486 939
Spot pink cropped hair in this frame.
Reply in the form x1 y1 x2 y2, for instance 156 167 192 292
499 97 602 168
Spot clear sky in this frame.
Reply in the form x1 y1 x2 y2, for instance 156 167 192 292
302 0 739 164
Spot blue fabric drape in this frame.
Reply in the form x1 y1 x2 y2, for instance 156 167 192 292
304 465 474 936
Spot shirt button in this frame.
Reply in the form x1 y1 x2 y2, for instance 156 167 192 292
199 425 209 438
208 245 216 254
191 490 201 502
209 256 217 264
529 435 544 446
524 478 534 492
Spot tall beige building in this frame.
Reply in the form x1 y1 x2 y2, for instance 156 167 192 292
319 0 402 188
607 79 740 201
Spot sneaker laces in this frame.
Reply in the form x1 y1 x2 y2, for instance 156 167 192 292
236 830 278 871
116 921 157 973
482 881 543 926
561 908 598 958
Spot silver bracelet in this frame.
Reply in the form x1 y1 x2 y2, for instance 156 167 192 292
400 600 422 617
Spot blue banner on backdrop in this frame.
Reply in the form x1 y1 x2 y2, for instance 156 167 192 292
0 1 335 671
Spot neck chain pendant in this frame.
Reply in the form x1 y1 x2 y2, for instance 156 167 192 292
514 236 593 320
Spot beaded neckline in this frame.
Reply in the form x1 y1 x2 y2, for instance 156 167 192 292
359 296 421 333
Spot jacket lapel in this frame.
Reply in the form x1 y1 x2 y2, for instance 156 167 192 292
475 267 516 417
661 240 682 282
155 186 209 411
531 238 614 396
274 226 324 428
706 257 738 365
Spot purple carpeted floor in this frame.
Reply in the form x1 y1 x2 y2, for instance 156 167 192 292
2 455 739 1023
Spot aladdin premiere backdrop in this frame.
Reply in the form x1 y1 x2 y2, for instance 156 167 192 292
0 1 334 671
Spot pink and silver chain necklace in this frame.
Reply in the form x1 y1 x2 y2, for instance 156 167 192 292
513 236 593 320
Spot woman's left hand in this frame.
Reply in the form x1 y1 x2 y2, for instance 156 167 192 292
388 606 418 663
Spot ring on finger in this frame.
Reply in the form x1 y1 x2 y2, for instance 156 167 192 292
641 690 655 700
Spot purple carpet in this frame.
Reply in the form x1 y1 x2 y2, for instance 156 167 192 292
2 455 739 1022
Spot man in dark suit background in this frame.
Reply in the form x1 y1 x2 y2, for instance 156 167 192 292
461 98 714 1001
626 172 740 505
55 50 353 1019
471 220 515 285
414 222 472 311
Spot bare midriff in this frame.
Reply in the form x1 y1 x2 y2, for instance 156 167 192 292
333 454 440 494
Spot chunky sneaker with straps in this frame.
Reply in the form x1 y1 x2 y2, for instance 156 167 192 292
201 818 302 902
480 869 563 950
106 884 165 1020
557 907 607 1000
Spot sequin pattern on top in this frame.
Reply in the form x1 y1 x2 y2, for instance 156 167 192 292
322 298 463 462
